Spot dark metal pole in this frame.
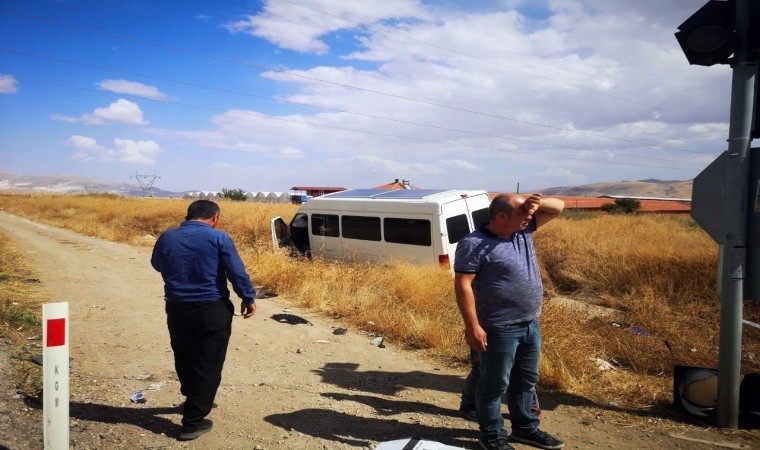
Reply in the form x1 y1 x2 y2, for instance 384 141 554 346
718 0 755 428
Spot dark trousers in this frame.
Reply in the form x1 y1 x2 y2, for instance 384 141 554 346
166 298 234 430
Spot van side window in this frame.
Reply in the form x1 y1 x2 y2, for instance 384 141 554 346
472 208 490 228
342 215 381 241
312 214 339 237
446 214 470 244
384 218 432 246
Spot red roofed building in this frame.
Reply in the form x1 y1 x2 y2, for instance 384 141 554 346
289 186 346 203
373 179 418 190
290 186 346 197
487 194 691 215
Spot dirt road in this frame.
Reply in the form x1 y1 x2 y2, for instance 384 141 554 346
0 211 756 450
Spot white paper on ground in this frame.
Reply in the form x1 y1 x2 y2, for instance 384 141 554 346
375 437 464 450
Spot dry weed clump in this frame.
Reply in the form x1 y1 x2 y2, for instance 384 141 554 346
1 193 758 410
536 215 717 305
0 231 48 400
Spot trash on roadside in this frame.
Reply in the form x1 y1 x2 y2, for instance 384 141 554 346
610 321 650 336
376 437 464 449
371 336 386 348
629 327 650 336
130 390 146 403
592 357 615 371
271 313 313 326
607 357 627 368
333 328 348 335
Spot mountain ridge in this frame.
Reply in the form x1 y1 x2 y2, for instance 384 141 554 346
0 173 694 199
539 179 692 199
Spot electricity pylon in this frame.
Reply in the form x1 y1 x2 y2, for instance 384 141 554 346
131 172 160 197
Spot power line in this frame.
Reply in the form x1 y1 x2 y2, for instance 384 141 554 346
0 8 699 154
271 0 704 122
15 76 701 172
0 48 708 166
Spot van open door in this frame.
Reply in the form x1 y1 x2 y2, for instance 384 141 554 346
271 213 311 257
271 216 292 250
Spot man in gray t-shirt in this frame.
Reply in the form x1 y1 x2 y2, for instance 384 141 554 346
454 193 564 450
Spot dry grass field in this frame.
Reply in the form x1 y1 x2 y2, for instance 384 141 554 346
1 192 758 413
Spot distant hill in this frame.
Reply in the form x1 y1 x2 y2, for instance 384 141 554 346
0 173 181 197
0 173 694 200
540 179 692 199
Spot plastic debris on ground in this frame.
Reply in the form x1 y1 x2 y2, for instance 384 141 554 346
271 313 313 326
592 357 615 371
333 328 348 335
376 437 464 449
130 390 146 403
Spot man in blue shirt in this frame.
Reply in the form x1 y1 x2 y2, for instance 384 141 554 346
454 193 564 450
151 200 256 441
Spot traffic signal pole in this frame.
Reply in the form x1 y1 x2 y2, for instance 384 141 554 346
718 0 754 428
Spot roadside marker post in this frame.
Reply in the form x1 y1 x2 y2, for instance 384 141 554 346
42 302 69 449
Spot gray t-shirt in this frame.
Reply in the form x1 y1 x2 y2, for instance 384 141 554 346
454 222 543 327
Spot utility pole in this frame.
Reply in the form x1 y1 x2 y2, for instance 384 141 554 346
679 0 760 428
131 172 160 197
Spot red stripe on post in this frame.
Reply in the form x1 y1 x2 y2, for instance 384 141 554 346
46 318 66 347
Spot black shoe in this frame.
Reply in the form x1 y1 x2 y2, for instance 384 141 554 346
509 429 564 449
458 406 478 422
178 419 213 441
478 435 515 450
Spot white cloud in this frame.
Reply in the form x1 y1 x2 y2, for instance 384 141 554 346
144 2 727 191
113 138 162 164
212 161 233 169
224 0 429 54
49 113 78 123
540 167 587 186
64 135 162 165
279 146 305 159
65 135 114 161
440 159 481 171
52 99 149 125
0 74 18 94
98 79 169 100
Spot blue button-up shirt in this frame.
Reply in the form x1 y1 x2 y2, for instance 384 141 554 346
151 220 255 304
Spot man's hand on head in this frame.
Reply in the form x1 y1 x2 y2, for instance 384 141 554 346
524 193 542 215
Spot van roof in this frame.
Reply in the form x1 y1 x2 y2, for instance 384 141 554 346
322 188 485 200
302 188 490 215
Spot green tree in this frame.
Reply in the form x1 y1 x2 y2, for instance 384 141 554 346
220 188 248 201
601 198 641 215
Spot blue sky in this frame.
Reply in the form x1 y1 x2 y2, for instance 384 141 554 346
0 0 732 193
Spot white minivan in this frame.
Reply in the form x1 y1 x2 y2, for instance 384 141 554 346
270 188 491 269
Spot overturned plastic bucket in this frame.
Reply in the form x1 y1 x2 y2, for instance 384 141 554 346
673 365 718 418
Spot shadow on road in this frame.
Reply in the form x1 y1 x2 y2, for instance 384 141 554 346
265 408 477 448
312 362 466 396
68 401 180 438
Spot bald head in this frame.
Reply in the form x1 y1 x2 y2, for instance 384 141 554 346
489 193 525 219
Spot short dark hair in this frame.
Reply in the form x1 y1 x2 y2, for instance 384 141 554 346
488 194 519 219
186 200 220 221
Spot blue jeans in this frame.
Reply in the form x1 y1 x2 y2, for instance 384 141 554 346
476 319 541 437
461 348 539 413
